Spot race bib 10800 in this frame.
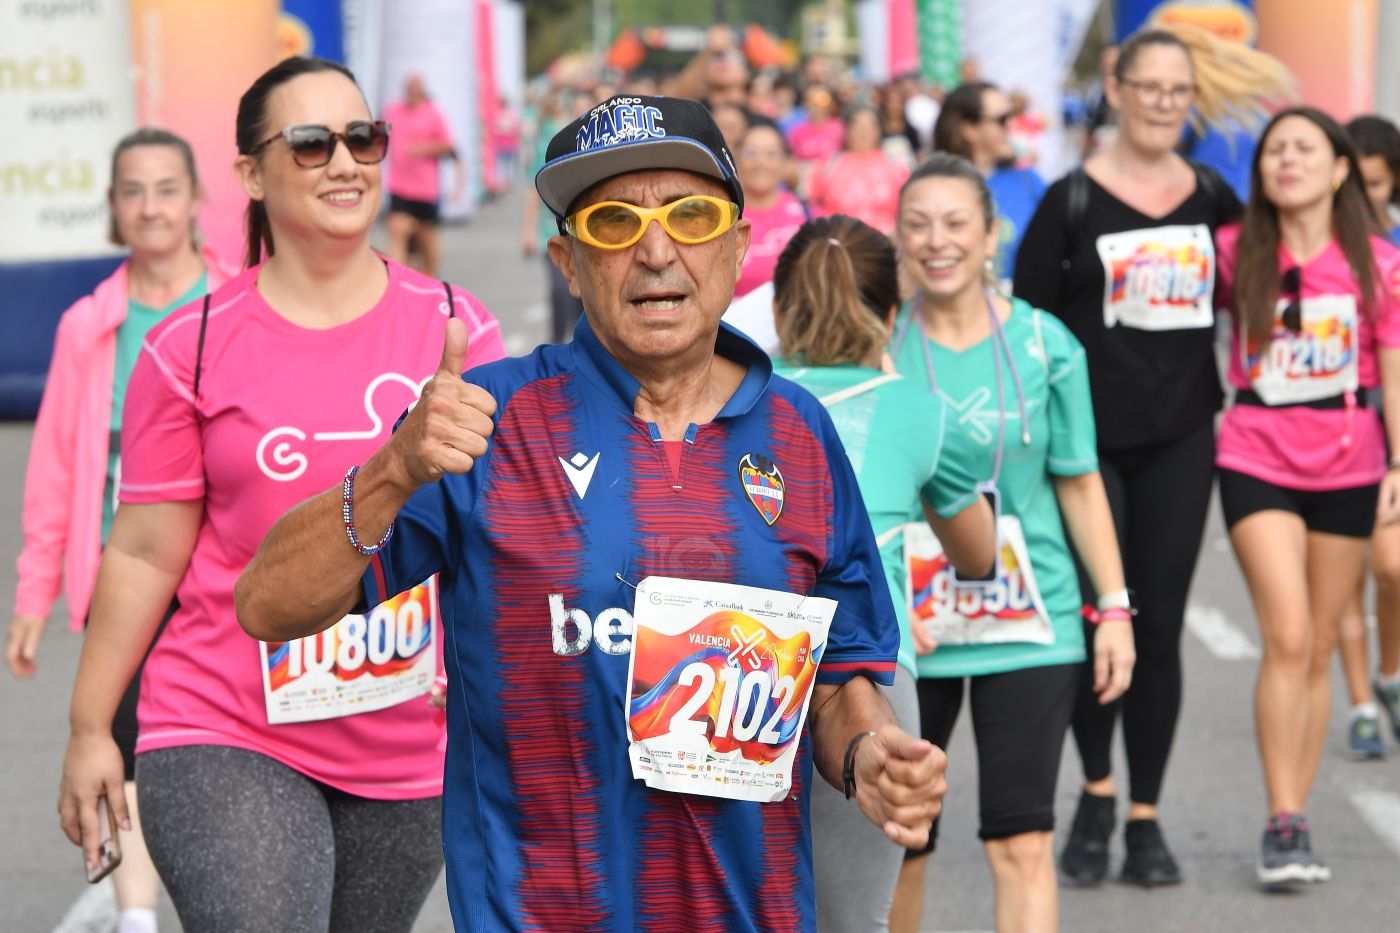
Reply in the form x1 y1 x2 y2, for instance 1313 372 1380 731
626 576 837 803
1097 224 1215 331
259 578 438 725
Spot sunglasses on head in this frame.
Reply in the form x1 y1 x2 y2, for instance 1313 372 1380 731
1280 266 1302 333
246 121 391 168
564 195 740 250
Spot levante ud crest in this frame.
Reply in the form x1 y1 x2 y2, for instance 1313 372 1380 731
738 453 784 526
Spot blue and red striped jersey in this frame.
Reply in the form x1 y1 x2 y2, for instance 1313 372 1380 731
362 317 899 932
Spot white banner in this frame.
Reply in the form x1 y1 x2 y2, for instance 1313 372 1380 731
0 0 136 261
965 0 1065 180
378 0 478 219
855 0 890 83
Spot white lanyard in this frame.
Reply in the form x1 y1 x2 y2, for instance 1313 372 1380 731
890 290 1030 487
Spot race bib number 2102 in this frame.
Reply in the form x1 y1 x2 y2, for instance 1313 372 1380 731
626 577 837 803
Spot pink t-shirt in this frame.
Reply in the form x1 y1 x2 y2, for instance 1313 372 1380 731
787 117 845 164
1216 223 1400 490
122 259 505 798
384 99 452 203
806 150 911 235
736 189 806 298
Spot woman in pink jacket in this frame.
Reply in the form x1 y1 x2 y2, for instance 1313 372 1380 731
8 127 232 933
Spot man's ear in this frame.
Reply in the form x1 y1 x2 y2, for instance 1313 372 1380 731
547 235 583 299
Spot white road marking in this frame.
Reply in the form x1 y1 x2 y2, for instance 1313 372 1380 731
52 878 115 933
1350 788 1400 858
1185 604 1261 661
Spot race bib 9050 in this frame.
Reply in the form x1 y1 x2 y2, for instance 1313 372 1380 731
626 576 837 803
259 577 438 725
906 517 1053 646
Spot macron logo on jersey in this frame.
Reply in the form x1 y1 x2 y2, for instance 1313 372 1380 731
559 451 600 499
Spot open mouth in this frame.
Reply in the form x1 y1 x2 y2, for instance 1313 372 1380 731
631 293 686 312
320 190 363 205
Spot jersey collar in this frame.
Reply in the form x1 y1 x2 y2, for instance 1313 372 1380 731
570 314 772 419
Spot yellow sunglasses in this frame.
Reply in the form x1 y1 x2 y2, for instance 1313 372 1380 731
564 195 740 250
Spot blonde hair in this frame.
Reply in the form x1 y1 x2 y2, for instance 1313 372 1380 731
1118 24 1296 134
773 216 897 366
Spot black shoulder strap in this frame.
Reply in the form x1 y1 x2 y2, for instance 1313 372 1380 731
442 280 456 318
193 293 211 400
1063 168 1090 268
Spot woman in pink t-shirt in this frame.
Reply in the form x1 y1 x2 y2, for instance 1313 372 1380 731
734 118 806 298
1216 107 1400 888
805 107 911 236
57 56 505 931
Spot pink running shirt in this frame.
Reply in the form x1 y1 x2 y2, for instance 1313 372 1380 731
121 259 506 798
806 150 911 235
736 189 806 298
1216 223 1400 491
787 118 845 164
384 99 452 203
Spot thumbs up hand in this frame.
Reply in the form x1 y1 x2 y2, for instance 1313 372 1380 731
390 317 499 487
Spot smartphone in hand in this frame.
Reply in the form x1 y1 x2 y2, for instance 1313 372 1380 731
84 796 123 884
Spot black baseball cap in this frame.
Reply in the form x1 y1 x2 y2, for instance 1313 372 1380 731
535 95 744 221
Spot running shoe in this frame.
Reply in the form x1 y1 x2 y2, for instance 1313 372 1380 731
1347 711 1386 760
1375 677 1400 742
1295 816 1331 883
1059 790 1115 884
1257 813 1310 888
1120 819 1182 887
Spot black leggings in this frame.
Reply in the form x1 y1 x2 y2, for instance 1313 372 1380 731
137 745 443 933
910 663 1079 854
1070 420 1216 806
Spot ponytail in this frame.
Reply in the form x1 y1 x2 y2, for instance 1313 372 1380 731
773 215 898 366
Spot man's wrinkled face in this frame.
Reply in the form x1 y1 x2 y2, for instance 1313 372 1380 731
548 169 751 369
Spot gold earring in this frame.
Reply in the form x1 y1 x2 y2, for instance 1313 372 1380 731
1333 178 1343 192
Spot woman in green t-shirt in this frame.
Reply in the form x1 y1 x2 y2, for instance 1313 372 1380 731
770 214 995 932
890 153 1135 933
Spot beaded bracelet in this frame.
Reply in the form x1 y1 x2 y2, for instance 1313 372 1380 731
342 465 395 555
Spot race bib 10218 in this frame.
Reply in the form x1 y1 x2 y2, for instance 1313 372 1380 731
1244 294 1359 406
626 576 837 803
259 577 438 725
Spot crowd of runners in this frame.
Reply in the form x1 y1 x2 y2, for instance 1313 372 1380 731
8 17 1400 933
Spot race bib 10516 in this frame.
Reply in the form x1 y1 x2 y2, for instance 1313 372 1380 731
259 577 438 725
626 576 837 803
1097 224 1215 331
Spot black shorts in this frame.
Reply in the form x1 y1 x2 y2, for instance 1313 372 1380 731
388 194 439 224
906 662 1079 856
94 603 174 781
1218 468 1378 538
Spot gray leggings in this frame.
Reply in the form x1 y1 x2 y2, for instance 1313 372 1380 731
811 667 919 932
136 745 443 933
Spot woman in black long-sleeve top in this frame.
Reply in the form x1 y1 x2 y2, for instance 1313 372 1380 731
1013 24 1289 888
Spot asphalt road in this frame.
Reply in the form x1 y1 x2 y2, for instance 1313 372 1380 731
3 188 1397 933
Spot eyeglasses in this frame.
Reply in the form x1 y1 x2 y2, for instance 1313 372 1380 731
245 121 391 168
1280 266 1303 332
1118 79 1196 107
983 112 1013 128
564 195 740 250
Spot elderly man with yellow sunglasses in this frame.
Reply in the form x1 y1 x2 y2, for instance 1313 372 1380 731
236 94 946 932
